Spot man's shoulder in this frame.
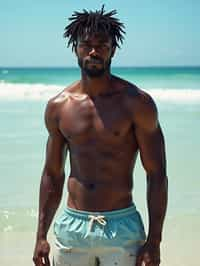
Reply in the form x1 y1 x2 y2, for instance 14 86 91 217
126 86 156 109
115 76 155 109
113 75 151 101
46 81 80 112
116 78 158 130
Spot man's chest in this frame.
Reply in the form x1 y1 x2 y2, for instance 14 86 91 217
59 97 132 144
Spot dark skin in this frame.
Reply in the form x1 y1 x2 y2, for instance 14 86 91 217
33 33 168 266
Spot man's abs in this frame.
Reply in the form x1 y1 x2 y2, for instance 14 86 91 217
67 175 133 211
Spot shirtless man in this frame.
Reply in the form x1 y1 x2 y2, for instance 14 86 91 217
33 6 168 266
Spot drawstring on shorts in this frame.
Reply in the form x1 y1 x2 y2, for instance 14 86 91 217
87 215 107 234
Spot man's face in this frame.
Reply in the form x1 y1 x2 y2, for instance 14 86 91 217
76 33 115 77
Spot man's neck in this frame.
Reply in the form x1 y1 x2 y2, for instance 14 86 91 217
79 71 113 98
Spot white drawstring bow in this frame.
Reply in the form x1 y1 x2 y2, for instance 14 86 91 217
87 215 107 234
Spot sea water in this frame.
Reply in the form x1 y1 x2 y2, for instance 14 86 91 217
0 66 200 265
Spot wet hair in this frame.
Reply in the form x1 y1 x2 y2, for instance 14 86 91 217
63 5 125 51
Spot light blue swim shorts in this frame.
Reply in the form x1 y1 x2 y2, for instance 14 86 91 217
53 204 146 266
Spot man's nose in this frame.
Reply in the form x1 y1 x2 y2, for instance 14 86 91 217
89 47 98 56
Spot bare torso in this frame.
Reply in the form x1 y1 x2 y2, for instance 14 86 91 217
55 78 140 211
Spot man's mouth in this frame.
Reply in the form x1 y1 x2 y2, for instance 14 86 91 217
87 59 103 65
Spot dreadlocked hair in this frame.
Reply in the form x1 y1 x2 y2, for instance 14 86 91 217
63 5 125 51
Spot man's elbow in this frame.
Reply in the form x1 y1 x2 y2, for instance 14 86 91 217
40 172 65 198
146 168 168 185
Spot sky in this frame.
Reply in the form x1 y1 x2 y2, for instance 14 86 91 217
0 0 200 67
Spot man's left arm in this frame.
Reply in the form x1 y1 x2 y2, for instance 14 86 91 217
134 94 168 266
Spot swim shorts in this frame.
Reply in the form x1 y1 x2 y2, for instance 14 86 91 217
53 204 146 266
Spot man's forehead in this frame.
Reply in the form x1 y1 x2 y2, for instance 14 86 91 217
78 32 112 43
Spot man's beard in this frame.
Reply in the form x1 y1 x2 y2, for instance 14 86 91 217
78 57 111 78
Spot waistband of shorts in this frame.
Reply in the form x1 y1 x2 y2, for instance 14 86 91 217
64 203 137 220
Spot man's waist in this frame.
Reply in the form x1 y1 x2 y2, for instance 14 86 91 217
65 202 137 219
67 193 133 213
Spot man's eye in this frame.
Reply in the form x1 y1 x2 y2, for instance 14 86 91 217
79 43 89 48
101 44 109 49
96 45 108 50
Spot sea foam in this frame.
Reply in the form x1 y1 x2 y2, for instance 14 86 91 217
0 82 62 101
0 82 200 104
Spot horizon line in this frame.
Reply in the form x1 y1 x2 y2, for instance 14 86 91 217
1 65 200 69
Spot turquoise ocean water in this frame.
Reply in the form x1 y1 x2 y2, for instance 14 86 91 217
0 66 200 265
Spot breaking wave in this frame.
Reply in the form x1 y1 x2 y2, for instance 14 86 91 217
0 81 200 104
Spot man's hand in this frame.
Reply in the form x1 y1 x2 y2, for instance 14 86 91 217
136 241 160 266
33 239 51 266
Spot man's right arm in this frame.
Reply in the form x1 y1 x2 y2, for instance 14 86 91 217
33 99 68 266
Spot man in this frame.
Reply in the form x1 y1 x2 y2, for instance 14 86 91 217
33 6 168 266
